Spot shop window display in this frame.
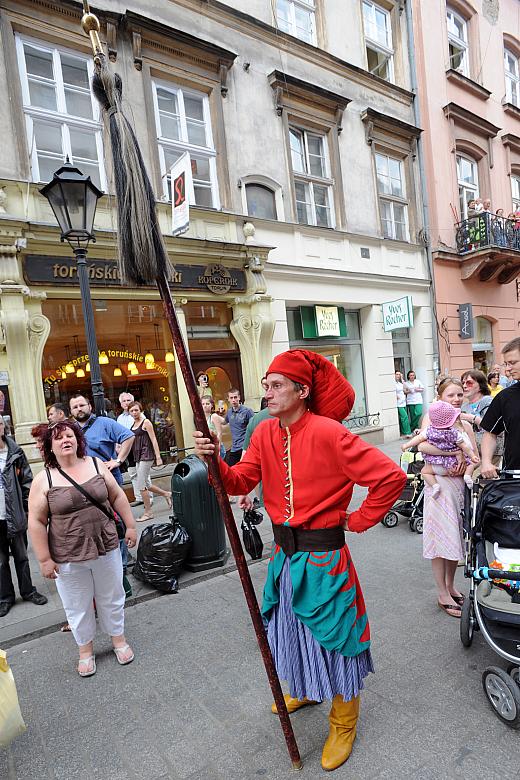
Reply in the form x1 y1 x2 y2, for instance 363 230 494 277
286 308 367 419
41 298 239 456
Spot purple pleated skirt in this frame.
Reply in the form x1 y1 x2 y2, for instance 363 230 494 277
267 560 374 703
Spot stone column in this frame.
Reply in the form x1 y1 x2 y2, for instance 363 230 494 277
230 247 275 409
230 297 275 410
0 239 50 464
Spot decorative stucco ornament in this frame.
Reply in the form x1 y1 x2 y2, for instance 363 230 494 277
482 0 499 25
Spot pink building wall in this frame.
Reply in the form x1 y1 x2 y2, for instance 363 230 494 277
413 0 520 374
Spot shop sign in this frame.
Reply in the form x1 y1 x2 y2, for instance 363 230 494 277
43 350 170 386
382 296 414 332
300 306 347 339
171 152 191 237
22 256 246 294
458 303 474 339
315 305 341 337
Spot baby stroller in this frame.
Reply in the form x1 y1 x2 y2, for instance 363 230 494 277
460 471 520 728
381 449 424 533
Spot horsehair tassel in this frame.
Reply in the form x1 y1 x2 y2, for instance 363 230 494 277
87 32 169 285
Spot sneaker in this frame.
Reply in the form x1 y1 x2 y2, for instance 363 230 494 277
0 602 13 618
24 591 48 606
130 500 143 508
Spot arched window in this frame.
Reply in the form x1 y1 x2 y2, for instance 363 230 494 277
456 153 479 219
473 317 493 373
245 183 277 220
505 48 520 107
447 8 469 76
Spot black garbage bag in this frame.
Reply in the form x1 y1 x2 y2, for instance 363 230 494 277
133 522 191 593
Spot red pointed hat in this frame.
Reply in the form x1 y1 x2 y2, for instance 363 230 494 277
266 349 355 422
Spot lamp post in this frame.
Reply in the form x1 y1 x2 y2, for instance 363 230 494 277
40 161 106 416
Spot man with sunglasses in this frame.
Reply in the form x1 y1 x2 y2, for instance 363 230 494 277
481 337 520 478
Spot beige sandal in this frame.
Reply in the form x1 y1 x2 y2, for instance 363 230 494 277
78 655 96 677
113 644 135 665
136 513 154 522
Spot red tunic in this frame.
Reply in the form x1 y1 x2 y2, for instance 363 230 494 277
218 410 405 533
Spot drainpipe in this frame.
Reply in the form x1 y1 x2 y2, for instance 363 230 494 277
405 0 440 374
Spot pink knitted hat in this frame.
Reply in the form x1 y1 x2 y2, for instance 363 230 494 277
428 400 460 429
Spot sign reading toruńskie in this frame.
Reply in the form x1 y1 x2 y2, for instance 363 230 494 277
23 256 246 295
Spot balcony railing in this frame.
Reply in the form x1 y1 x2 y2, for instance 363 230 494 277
455 213 520 254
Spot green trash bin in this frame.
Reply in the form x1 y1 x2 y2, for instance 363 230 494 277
171 455 230 572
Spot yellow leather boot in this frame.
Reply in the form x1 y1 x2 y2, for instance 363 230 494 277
271 693 318 714
321 694 360 771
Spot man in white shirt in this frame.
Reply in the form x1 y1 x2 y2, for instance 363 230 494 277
117 392 151 508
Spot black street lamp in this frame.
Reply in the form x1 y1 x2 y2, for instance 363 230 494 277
40 161 106 416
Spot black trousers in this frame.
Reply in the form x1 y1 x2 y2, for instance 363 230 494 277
0 524 35 604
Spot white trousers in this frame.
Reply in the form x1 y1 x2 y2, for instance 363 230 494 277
127 464 152 504
55 548 125 647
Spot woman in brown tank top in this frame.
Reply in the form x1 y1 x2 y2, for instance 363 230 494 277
128 401 172 522
28 421 137 678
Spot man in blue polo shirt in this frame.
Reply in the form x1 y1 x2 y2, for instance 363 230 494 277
69 394 134 486
223 388 253 467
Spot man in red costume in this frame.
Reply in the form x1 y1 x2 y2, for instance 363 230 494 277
194 349 405 771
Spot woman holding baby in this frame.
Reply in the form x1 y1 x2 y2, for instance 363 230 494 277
417 378 480 618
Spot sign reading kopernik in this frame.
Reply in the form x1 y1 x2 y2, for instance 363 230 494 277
23 256 246 294
171 152 191 237
382 296 414 332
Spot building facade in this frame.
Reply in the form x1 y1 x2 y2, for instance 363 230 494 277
0 0 435 463
413 0 520 376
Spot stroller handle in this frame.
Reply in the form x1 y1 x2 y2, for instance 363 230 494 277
474 566 520 582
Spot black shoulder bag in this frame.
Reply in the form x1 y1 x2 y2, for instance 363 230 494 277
56 458 126 540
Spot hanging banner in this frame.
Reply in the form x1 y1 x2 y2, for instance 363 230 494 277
382 296 414 332
458 303 474 339
171 152 192 236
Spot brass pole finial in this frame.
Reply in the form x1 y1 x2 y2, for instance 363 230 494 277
81 1 103 60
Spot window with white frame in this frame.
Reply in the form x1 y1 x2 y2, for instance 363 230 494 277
276 0 316 45
456 154 479 219
152 81 219 208
15 37 104 189
375 152 408 241
511 175 520 212
362 1 394 82
505 49 520 107
447 8 469 76
289 127 334 228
